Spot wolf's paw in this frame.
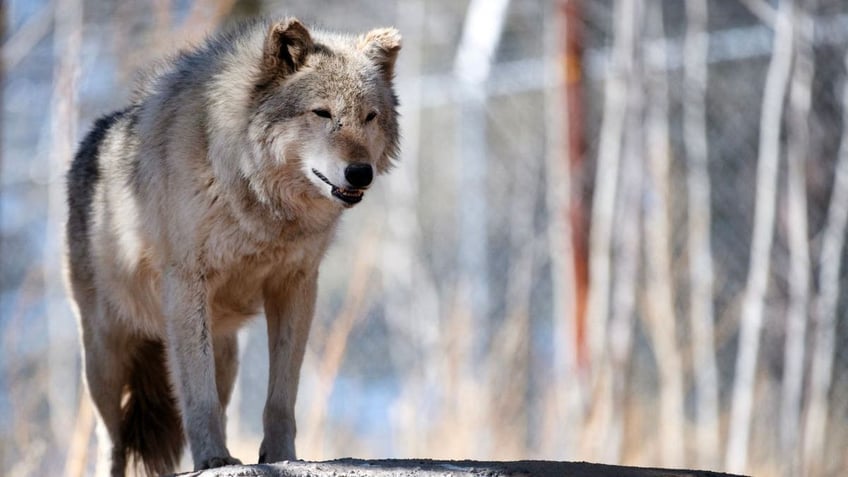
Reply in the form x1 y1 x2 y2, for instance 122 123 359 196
258 439 296 464
198 456 243 469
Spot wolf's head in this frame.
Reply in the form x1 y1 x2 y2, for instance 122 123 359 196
242 18 401 211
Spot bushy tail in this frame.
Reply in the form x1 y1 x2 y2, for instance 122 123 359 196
121 339 185 476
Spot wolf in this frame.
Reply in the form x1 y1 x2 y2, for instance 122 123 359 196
64 17 400 476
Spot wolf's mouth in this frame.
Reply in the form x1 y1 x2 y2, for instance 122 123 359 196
311 168 364 205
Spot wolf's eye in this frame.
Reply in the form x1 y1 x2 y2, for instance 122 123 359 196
365 111 378 123
312 109 332 119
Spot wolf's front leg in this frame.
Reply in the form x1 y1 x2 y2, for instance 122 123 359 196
163 268 242 470
259 271 318 463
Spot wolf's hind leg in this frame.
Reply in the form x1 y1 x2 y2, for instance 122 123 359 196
86 348 129 477
79 301 131 477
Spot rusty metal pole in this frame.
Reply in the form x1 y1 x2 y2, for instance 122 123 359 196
559 0 589 371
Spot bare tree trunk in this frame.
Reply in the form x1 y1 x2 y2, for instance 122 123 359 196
453 0 511 339
453 0 512 326
607 94 643 466
585 0 636 384
726 0 794 472
453 0 511 456
683 0 720 468
780 3 814 475
801 48 848 477
488 133 540 456
63 396 94 477
583 0 639 462
0 0 4 292
642 2 685 467
383 0 442 456
46 0 82 457
301 230 381 457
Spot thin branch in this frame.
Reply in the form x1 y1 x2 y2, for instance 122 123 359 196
1 0 55 71
726 0 795 472
738 0 777 29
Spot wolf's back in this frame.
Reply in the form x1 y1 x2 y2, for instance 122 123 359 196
66 109 125 284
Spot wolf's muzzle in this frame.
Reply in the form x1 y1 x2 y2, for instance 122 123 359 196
312 168 364 205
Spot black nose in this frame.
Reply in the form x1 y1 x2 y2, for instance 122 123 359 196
345 163 373 188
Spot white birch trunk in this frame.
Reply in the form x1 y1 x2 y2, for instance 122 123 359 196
488 116 542 455
452 0 511 457
683 0 721 468
453 0 510 359
583 0 638 460
585 0 636 379
726 1 795 472
605 71 643 464
46 0 82 454
780 3 814 475
642 2 685 467
383 0 442 456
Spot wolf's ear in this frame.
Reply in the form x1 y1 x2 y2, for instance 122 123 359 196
360 27 402 81
264 18 313 75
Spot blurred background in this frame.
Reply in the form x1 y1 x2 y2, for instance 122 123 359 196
2 0 848 475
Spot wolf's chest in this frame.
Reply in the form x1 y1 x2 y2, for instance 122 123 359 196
205 236 323 334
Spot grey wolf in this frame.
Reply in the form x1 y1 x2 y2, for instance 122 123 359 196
64 17 400 476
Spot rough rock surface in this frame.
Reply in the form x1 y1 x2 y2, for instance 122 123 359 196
175 458 746 477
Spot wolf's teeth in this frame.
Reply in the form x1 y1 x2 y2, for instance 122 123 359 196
338 188 362 197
